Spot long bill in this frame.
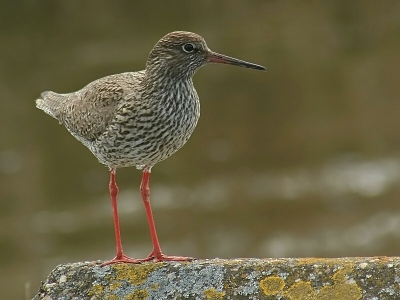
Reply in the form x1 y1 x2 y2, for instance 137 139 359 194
208 51 266 71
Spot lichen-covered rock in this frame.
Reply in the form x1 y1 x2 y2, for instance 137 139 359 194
33 257 400 299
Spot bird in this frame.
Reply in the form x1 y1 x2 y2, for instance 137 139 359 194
35 31 266 265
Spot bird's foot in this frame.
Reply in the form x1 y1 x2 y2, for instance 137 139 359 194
101 253 141 266
139 250 195 263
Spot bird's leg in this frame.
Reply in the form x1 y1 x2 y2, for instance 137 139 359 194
102 168 140 265
139 168 194 262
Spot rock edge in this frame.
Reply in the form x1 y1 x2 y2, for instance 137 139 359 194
33 257 400 299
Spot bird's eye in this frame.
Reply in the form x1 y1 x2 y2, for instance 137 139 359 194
182 43 195 53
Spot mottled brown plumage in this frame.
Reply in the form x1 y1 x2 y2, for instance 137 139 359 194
36 31 265 264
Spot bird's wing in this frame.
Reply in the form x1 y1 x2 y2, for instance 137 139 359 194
59 72 144 141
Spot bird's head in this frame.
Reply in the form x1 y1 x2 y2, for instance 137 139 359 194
146 31 265 79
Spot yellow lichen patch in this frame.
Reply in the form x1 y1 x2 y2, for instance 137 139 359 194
332 266 352 282
88 283 103 297
109 282 122 291
318 283 362 300
297 258 341 266
124 289 149 300
283 281 316 300
104 295 119 300
204 288 226 300
111 263 160 285
318 266 362 300
259 276 285 296
282 265 361 300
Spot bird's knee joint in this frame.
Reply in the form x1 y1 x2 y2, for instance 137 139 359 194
109 184 119 198
140 185 150 199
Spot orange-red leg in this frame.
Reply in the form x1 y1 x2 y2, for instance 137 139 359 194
102 168 140 265
138 168 194 262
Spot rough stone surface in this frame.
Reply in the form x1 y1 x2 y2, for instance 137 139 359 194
33 257 400 299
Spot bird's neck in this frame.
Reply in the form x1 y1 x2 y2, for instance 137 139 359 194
143 68 195 96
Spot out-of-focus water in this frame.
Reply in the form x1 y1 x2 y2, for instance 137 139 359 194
1 1 400 299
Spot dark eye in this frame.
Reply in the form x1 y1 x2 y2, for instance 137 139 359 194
182 43 195 53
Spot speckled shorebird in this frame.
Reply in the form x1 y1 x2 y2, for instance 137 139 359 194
36 31 265 265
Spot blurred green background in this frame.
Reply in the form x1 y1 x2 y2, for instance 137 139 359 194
1 1 400 299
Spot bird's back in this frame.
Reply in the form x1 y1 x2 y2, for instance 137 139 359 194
36 71 145 142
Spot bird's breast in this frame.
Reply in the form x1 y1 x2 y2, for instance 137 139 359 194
93 83 200 168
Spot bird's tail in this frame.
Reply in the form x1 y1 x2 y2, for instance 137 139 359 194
35 91 68 121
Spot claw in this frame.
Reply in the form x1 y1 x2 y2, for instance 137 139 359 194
101 254 141 266
138 250 195 263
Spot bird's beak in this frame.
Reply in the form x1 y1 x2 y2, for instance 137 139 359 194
208 51 266 71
